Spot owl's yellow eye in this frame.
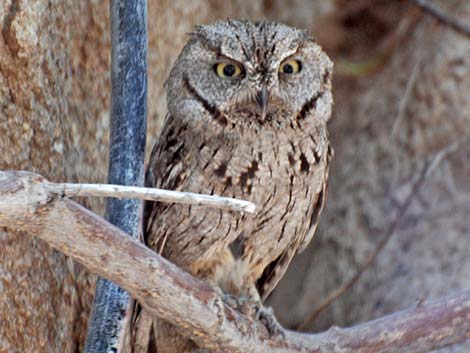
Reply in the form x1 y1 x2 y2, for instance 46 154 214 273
214 62 243 78
279 59 301 74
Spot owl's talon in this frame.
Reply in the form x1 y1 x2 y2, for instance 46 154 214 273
221 294 285 337
255 305 285 338
222 294 258 317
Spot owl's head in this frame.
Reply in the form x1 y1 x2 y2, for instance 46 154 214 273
167 20 333 127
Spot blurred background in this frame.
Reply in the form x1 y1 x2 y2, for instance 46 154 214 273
1 0 469 352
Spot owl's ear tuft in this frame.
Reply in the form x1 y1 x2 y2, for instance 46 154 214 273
190 25 205 36
188 27 205 41
190 22 223 40
188 24 214 44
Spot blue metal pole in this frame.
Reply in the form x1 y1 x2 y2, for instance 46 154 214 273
84 0 147 351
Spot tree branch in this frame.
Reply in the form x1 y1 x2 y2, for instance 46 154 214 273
1 170 468 353
410 0 470 38
298 140 465 329
44 182 256 213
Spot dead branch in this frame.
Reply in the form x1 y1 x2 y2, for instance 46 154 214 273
0 170 469 353
298 140 466 329
410 0 470 38
44 181 255 213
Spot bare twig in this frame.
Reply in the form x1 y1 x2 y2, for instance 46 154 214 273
0 170 469 353
410 0 470 38
391 59 421 137
44 182 256 214
298 140 465 330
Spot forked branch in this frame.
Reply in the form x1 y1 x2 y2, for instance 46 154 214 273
410 0 470 37
0 171 468 353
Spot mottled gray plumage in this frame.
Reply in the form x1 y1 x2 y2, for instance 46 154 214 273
140 19 333 353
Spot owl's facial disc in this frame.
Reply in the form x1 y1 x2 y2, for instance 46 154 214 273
208 56 278 122
168 20 333 126
214 55 304 123
207 57 282 122
206 46 308 123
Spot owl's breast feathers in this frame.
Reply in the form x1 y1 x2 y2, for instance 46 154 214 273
144 114 330 299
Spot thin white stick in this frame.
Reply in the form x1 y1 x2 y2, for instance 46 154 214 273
44 182 256 214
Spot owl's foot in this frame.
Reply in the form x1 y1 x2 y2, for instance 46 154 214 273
222 293 258 317
255 305 285 338
222 294 285 338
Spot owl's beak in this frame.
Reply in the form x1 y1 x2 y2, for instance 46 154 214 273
255 88 269 121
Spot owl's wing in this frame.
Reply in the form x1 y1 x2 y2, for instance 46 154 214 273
257 245 297 302
297 143 332 254
258 144 333 301
257 183 327 302
142 115 192 248
143 114 240 264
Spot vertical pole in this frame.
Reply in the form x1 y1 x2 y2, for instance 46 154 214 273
84 0 147 351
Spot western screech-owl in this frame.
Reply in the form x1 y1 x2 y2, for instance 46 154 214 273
140 19 333 353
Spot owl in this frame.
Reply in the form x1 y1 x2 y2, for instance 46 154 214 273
139 19 333 353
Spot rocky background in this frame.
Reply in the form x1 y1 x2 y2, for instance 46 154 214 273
0 0 468 352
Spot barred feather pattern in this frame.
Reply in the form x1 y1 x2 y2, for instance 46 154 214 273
136 19 333 353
